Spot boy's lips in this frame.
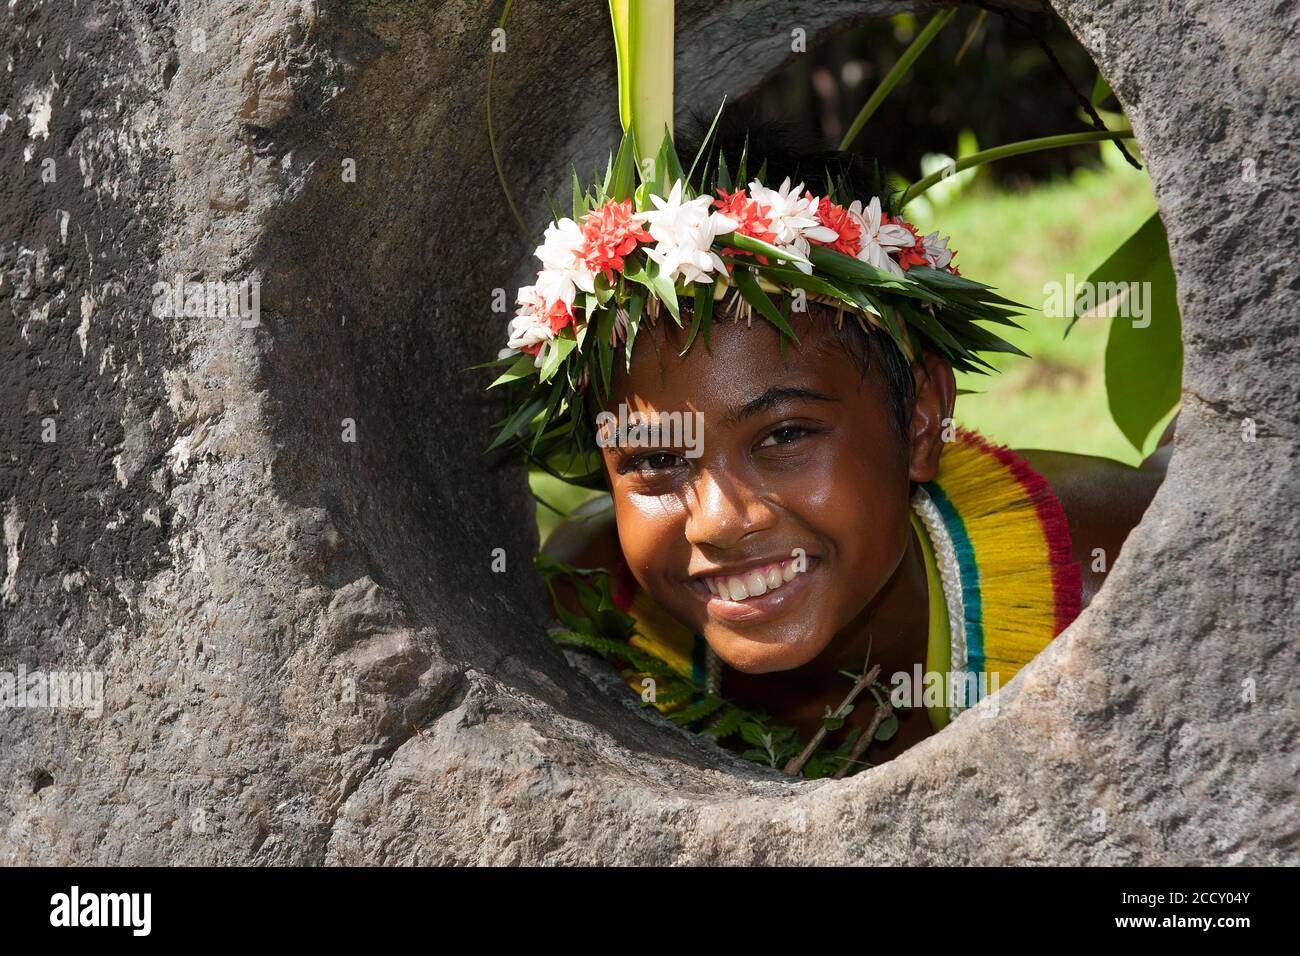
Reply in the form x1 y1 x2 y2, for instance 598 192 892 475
689 555 820 624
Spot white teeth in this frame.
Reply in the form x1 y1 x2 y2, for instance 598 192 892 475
704 558 812 602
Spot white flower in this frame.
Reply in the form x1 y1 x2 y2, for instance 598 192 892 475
533 218 595 308
506 285 555 365
747 177 838 274
922 230 953 270
534 268 580 310
635 180 737 285
506 312 552 352
848 196 913 277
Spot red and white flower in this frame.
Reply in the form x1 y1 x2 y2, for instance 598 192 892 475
502 174 964 365
887 215 929 271
506 284 575 364
714 187 778 265
581 199 652 282
844 196 914 276
810 196 862 257
746 177 838 274
635 180 737 285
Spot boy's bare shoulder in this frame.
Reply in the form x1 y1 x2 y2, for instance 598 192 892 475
542 495 622 570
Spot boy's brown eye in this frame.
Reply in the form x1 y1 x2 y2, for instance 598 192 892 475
624 451 685 475
758 425 811 448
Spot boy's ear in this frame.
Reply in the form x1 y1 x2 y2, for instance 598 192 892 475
906 351 957 483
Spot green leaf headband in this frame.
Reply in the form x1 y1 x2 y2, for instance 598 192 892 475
483 3 1027 487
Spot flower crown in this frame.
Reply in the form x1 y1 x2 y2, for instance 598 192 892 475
484 125 1025 487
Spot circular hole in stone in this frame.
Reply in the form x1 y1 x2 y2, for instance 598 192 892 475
526 8 1175 778
250 1 1186 819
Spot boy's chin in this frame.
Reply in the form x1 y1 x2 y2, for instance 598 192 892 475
705 626 832 675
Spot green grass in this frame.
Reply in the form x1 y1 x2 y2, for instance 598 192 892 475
908 144 1158 465
531 146 1163 540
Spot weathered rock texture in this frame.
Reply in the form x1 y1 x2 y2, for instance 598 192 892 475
1 0 1296 864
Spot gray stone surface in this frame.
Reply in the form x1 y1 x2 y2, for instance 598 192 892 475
1 0 1296 864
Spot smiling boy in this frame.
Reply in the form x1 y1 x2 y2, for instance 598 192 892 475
544 291 1165 762
494 109 1167 769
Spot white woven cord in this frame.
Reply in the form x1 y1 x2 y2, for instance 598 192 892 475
911 486 968 723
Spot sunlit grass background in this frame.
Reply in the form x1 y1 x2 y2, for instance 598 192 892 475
909 140 1157 466
531 141 1159 541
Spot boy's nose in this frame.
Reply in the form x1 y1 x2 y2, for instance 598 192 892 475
683 468 776 550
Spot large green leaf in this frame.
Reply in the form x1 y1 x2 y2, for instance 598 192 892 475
596 307 615 394
685 281 712 353
609 128 637 202
1090 71 1112 107
610 0 675 175
609 1 632 133
1089 212 1182 453
720 231 809 266
488 353 538 389
538 333 578 383
806 246 912 291
624 258 679 324
651 125 686 196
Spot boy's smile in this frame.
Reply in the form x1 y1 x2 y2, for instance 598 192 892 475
692 552 818 624
596 304 951 676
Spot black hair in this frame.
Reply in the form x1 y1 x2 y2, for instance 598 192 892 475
676 104 898 212
827 310 917 448
674 107 918 446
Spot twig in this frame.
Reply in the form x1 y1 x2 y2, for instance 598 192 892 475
486 0 531 240
531 490 568 517
784 664 880 776
833 686 894 780
976 0 1141 170
953 9 988 66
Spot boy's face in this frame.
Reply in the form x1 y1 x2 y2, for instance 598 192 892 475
596 306 948 674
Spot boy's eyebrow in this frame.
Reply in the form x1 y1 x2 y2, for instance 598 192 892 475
727 386 837 424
